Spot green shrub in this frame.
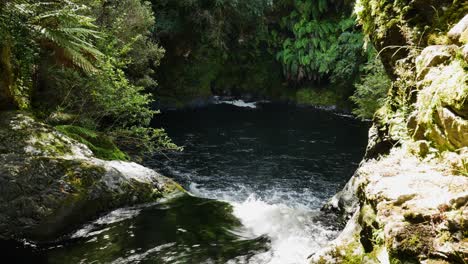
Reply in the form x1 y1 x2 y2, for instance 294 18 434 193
350 57 391 120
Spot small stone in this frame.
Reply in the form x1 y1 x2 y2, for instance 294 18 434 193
449 195 468 209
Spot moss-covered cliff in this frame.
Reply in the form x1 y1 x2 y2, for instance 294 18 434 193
359 0 468 171
312 2 467 263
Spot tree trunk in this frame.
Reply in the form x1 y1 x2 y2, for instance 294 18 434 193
0 41 18 110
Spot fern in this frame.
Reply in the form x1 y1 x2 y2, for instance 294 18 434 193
273 0 364 83
15 0 103 73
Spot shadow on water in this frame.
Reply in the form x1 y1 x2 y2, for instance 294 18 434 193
4 195 270 264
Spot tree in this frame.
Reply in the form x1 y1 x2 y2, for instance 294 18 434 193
0 0 178 156
0 0 102 110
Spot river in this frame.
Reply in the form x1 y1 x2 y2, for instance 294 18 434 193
6 101 369 264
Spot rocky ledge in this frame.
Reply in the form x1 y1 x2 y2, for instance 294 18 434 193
313 147 467 263
0 111 184 242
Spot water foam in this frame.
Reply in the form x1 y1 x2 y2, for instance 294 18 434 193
189 184 339 264
233 195 337 264
214 98 258 108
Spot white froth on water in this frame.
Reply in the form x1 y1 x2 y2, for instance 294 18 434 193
215 99 257 108
189 184 339 264
72 208 141 238
232 195 338 264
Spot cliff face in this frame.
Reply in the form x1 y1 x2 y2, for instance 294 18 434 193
312 2 467 263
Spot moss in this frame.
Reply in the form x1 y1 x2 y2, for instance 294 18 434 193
427 33 450 45
403 211 427 224
359 204 377 227
411 57 468 152
324 240 385 264
64 161 104 191
358 203 380 253
295 88 343 107
328 241 365 264
437 230 452 243
389 224 435 262
161 181 186 196
56 125 128 161
374 103 410 144
415 58 467 125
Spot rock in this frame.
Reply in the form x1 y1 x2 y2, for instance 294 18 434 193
364 122 396 160
415 45 457 80
0 111 184 242
412 51 468 152
316 2 468 264
462 45 468 62
448 14 468 45
313 148 468 263
322 171 360 218
436 107 468 150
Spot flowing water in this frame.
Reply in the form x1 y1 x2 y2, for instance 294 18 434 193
5 102 369 264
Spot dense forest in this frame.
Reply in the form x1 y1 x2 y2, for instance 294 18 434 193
0 0 393 159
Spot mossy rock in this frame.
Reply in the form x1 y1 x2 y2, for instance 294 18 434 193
389 224 435 262
56 125 128 161
0 111 185 242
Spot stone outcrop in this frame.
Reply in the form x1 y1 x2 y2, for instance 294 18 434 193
314 148 468 263
313 4 468 264
0 111 184 242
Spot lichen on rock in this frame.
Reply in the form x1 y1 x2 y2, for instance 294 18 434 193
0 111 184 242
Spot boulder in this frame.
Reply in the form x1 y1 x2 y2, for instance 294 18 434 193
436 107 468 150
0 111 184 242
312 148 468 263
415 45 457 80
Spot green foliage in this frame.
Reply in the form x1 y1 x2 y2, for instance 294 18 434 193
47 59 155 129
152 0 272 49
151 0 283 103
88 0 165 90
56 125 128 161
350 57 391 120
113 126 183 156
7 1 102 72
1 0 178 158
273 1 365 84
0 0 101 109
295 88 342 107
152 0 366 106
